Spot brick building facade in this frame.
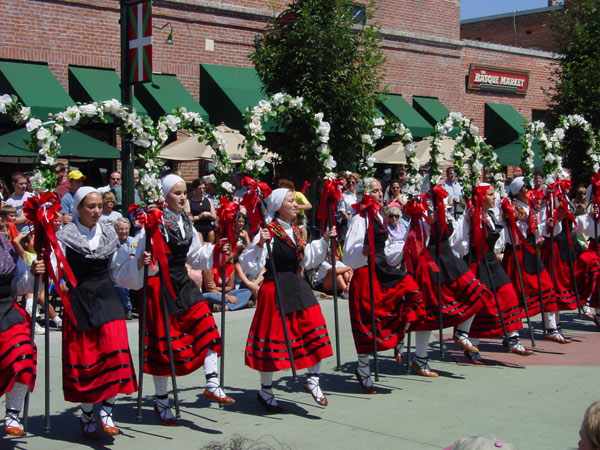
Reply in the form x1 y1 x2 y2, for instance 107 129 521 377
0 0 560 183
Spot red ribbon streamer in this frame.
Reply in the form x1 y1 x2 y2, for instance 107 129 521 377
129 204 177 300
501 198 536 254
546 179 575 246
402 196 439 276
590 172 600 222
23 192 78 327
215 196 239 268
300 180 311 194
352 195 381 282
471 184 491 260
241 177 272 233
316 179 343 234
525 189 544 235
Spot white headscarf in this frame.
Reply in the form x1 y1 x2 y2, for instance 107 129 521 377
72 186 100 221
509 177 525 196
161 174 185 198
265 188 289 223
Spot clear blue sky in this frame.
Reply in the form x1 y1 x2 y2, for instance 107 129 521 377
460 0 562 20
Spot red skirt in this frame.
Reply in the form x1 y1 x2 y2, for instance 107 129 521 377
409 267 490 332
469 283 524 338
63 317 137 403
541 240 600 311
144 277 222 376
349 267 424 354
0 305 36 397
245 279 332 372
502 246 558 316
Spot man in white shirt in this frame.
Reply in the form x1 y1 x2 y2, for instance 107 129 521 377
443 167 463 217
98 170 122 194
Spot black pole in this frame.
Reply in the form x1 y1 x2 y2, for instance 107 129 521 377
505 224 536 347
136 232 150 422
22 230 44 434
160 286 180 419
258 203 297 381
120 0 135 213
595 213 600 311
219 256 226 409
365 215 379 382
531 233 547 335
327 199 341 370
432 193 444 358
43 275 50 432
563 219 583 318
405 332 411 371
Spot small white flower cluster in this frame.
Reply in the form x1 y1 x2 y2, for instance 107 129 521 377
0 94 31 123
359 116 388 176
561 114 599 172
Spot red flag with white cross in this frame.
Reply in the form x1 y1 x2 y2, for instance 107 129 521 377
127 0 153 84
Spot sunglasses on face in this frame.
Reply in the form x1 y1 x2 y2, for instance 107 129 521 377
388 214 399 219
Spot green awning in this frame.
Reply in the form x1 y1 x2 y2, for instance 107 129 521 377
0 127 120 159
0 60 74 120
68 66 148 116
485 103 526 147
494 138 543 167
200 64 269 130
377 94 433 138
412 96 458 138
135 73 209 121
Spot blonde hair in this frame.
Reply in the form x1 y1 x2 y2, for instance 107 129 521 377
102 191 117 203
583 400 600 449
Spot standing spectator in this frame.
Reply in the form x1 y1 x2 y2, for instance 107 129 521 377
202 174 219 209
0 178 9 207
232 171 247 204
99 191 123 225
443 166 463 217
385 179 406 208
337 173 359 244
5 174 32 234
386 206 408 244
114 218 136 320
60 170 86 223
112 168 141 212
55 162 70 199
0 205 19 240
533 170 546 195
189 178 216 243
98 170 121 194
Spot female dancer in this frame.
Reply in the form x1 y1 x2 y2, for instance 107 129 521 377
127 174 233 426
239 188 334 411
501 177 558 341
1 233 44 436
452 183 533 358
56 187 137 440
343 178 424 390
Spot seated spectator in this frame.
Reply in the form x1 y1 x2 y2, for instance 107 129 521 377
202 250 252 312
189 178 216 243
233 244 263 302
60 170 86 223
114 218 136 320
313 248 353 296
0 205 19 240
386 206 408 244
233 212 251 247
55 162 69 199
99 191 123 224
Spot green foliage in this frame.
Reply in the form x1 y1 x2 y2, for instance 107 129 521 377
548 0 600 185
250 0 386 183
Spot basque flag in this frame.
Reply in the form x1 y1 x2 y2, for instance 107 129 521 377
128 0 152 84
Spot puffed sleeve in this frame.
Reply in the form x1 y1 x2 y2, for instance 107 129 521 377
342 214 367 269
300 237 328 270
576 212 597 237
238 233 268 277
385 238 405 267
186 231 214 270
11 258 34 296
112 229 153 290
450 214 470 257
539 207 563 237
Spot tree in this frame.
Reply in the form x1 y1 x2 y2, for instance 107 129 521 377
548 0 600 185
250 0 386 183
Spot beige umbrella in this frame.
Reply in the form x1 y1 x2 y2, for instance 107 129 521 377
372 141 406 164
159 124 247 162
414 136 467 164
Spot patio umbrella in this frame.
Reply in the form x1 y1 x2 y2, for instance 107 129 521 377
372 141 406 164
414 136 462 164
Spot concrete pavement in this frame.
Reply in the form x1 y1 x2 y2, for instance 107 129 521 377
4 299 598 450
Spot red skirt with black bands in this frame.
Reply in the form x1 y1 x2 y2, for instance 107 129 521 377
541 240 600 311
143 276 221 376
245 279 332 372
349 267 424 354
502 245 558 316
469 283 524 338
62 317 137 403
0 305 36 397
409 268 489 332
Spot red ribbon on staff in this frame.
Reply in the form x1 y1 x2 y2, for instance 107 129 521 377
215 196 239 268
590 173 600 222
129 203 177 300
23 192 78 327
471 184 491 260
402 196 439 276
352 195 381 281
316 178 343 234
300 180 311 194
431 185 449 239
526 189 544 234
501 197 536 254
241 176 272 233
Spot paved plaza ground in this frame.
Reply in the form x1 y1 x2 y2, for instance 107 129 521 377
4 298 599 450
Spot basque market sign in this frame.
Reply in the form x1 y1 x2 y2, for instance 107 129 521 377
467 64 529 95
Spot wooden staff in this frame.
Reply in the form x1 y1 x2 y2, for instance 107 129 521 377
219 250 227 409
365 214 380 381
43 275 50 432
327 198 342 370
136 232 150 422
22 230 44 435
431 192 444 358
258 203 297 381
505 221 536 347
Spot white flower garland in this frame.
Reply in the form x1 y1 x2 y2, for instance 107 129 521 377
560 114 599 173
358 116 386 177
242 92 337 181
